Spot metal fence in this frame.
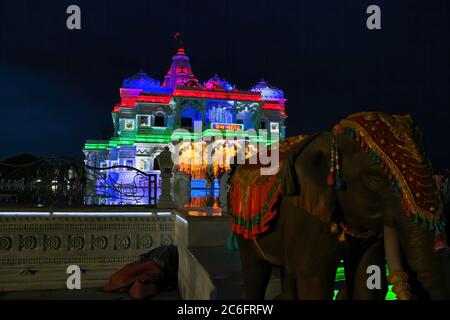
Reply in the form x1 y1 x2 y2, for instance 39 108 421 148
0 158 158 207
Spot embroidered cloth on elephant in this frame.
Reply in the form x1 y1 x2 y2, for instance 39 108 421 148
333 112 445 233
229 135 309 239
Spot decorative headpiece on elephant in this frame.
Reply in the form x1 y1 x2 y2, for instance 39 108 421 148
284 112 447 246
232 111 450 300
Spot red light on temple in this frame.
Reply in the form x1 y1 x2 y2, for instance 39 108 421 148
262 103 285 111
173 89 262 102
114 94 173 111
113 103 122 112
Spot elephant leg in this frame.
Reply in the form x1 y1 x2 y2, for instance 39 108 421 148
277 269 297 300
352 238 387 300
289 218 340 299
282 202 341 300
236 235 272 299
295 260 340 300
342 258 357 299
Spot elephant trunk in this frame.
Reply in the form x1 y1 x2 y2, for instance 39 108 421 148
397 214 450 299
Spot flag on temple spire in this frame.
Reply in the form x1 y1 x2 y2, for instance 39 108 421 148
174 32 183 48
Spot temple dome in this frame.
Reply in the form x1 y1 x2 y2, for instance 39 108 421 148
203 74 235 91
251 79 284 99
122 71 163 91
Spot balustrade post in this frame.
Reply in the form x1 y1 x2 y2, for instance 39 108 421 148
156 147 175 209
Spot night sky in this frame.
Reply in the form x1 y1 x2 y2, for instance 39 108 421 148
0 0 449 168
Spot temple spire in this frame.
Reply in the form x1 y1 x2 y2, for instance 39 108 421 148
174 32 183 49
174 32 186 55
163 33 196 89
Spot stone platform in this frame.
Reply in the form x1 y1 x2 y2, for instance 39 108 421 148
0 207 174 292
0 206 281 300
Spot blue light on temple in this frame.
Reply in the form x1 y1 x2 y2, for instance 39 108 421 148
251 80 285 100
123 71 173 94
203 74 235 91
207 106 233 124
180 106 203 121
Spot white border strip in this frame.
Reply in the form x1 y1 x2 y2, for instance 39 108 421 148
0 211 173 217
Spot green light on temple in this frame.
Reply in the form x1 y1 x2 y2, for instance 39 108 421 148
84 131 273 150
84 144 109 150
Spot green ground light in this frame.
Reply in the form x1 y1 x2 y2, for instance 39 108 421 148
84 131 276 151
333 265 396 300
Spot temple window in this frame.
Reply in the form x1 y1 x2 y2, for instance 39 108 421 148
260 121 267 130
180 117 193 128
236 110 250 129
180 106 201 128
111 161 118 172
137 157 151 171
125 159 134 170
270 122 280 133
120 119 135 131
138 115 151 127
154 112 166 127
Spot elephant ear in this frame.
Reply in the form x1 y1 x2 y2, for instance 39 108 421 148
281 132 337 223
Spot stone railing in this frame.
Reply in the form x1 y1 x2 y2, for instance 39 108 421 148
0 209 175 291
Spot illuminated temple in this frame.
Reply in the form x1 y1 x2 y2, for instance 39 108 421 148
83 44 287 186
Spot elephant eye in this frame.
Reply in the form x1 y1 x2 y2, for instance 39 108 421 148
362 172 387 191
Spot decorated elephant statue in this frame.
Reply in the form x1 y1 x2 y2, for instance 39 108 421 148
228 112 450 300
